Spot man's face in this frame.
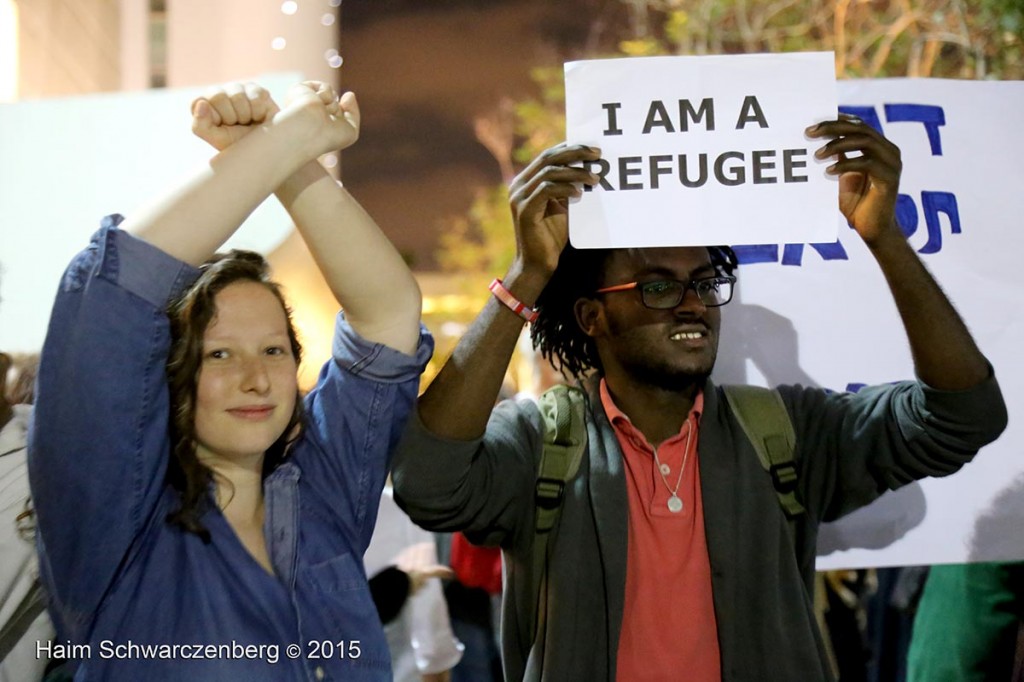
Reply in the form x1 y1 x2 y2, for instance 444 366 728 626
579 247 723 391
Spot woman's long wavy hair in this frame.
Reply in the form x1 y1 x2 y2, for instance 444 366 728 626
165 250 304 540
530 244 739 380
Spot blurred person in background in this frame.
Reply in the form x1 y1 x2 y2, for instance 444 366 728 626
4 353 40 406
365 482 463 682
1 349 56 681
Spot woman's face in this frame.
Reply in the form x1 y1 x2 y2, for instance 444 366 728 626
193 281 298 466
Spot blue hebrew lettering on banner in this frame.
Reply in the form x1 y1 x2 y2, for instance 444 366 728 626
736 103 960 265
732 244 779 264
919 191 961 254
780 241 848 266
896 191 961 253
838 105 884 133
896 194 919 238
884 104 945 155
733 241 849 266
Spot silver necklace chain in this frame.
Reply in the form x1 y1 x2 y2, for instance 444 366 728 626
651 422 693 513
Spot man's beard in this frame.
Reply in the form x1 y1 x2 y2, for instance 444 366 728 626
624 355 714 392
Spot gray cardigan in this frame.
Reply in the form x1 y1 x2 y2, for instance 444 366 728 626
392 374 1007 681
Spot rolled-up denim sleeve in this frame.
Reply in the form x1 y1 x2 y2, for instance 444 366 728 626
28 217 199 638
296 313 433 552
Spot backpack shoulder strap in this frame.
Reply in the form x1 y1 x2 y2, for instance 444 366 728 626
721 384 805 519
535 384 588 534
529 384 587 651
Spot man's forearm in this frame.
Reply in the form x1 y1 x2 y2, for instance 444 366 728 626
418 263 548 440
869 229 989 390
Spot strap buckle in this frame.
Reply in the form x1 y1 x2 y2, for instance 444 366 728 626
769 462 799 493
535 477 566 510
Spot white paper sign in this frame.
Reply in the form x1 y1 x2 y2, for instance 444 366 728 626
565 52 838 248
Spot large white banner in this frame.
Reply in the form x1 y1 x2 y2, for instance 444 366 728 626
707 78 1024 569
564 53 838 248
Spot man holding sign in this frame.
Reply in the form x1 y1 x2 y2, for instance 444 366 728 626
392 114 1006 679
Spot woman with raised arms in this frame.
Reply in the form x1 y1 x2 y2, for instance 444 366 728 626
28 80 432 681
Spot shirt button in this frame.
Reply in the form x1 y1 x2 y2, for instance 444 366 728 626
314 666 325 680
659 463 671 475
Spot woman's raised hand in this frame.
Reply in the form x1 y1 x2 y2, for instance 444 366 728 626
279 80 360 154
191 81 280 152
192 80 360 160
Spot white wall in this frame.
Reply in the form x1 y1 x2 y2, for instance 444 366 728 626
166 0 340 89
0 74 301 353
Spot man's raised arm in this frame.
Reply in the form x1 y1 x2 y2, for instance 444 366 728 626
808 115 989 390
416 144 600 440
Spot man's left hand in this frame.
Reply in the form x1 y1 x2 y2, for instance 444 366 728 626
807 114 902 246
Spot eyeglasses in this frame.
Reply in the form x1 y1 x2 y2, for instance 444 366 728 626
594 275 736 309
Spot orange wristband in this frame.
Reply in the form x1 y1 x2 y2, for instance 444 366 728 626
489 278 539 324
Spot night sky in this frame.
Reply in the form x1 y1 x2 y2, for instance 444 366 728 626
339 0 629 269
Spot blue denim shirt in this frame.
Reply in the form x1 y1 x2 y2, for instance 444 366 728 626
28 218 433 681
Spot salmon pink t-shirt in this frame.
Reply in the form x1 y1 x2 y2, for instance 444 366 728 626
600 380 722 682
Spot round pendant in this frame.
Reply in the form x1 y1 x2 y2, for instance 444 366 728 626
667 495 684 513
659 463 671 476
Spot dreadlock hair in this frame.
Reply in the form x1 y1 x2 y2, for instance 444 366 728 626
165 250 305 540
530 243 739 381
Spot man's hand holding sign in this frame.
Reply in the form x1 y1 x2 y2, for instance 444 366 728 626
807 113 901 246
807 112 987 392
